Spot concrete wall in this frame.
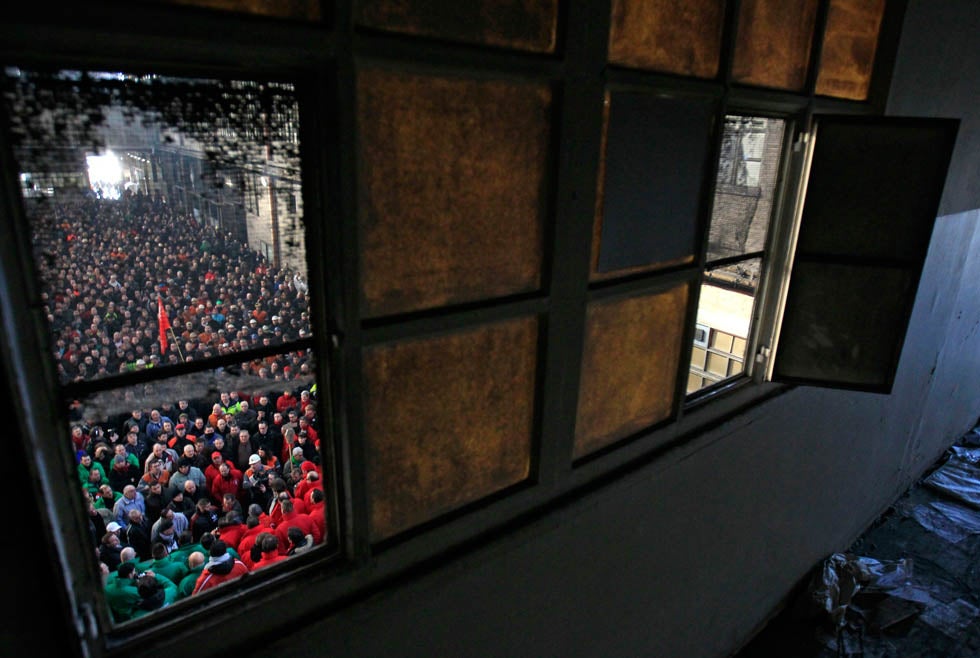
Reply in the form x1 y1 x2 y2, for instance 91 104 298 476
256 2 980 657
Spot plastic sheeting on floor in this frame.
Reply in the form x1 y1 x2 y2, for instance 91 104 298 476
924 441 980 509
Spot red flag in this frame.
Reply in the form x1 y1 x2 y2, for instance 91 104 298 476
157 296 171 353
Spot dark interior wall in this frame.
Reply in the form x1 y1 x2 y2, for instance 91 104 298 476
887 0 980 216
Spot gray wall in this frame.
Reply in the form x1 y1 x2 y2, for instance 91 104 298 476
258 2 980 657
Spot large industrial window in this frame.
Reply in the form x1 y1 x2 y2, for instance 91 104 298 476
0 2 960 657
1 67 335 625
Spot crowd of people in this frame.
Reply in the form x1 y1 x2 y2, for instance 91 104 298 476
30 192 314 383
81 384 328 621
30 191 329 622
80 387 327 622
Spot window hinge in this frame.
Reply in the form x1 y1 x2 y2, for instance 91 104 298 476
74 600 97 658
755 345 771 365
793 130 810 152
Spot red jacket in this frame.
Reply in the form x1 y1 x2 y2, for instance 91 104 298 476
210 469 243 504
255 550 288 569
275 510 318 554
192 556 250 595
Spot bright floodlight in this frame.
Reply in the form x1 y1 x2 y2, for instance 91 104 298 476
87 150 123 199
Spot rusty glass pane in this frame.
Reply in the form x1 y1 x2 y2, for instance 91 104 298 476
357 67 551 318
2 68 310 385
574 284 690 460
363 317 539 541
354 0 558 54
139 0 323 21
732 0 819 91
608 0 726 78
815 0 886 100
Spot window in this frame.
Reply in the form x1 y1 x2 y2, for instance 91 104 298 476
1 67 335 625
0 2 958 656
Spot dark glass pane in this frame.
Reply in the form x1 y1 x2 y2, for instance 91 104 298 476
609 0 725 79
708 116 785 262
357 67 551 318
774 116 958 393
732 0 819 91
774 263 911 389
363 317 538 541
354 0 558 53
595 91 714 275
798 118 958 262
2 69 310 385
815 0 886 100
574 283 690 460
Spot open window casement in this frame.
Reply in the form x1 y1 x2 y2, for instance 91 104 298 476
763 115 960 393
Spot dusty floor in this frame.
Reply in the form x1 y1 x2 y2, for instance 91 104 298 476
735 423 980 658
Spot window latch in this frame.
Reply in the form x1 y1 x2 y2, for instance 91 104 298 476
755 345 771 365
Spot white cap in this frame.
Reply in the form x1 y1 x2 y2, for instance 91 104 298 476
248 454 261 465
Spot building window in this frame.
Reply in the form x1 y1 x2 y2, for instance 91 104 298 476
1 66 334 626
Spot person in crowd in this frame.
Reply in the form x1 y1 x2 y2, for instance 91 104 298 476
286 526 315 557
99 530 125 571
232 427 256 471
190 497 220 542
307 488 327 545
94 484 122 518
213 510 247 551
77 453 107 496
168 423 195 455
130 571 178 619
177 551 207 599
191 539 249 595
112 485 145 529
152 504 189 545
141 541 187 585
108 453 142 493
104 561 141 623
281 446 307 491
142 480 168 527
253 533 288 569
138 458 171 496
168 457 206 499
273 497 318 553
210 461 244 508
293 461 322 506
125 508 153 561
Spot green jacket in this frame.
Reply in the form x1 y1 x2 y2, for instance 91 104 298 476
78 462 108 493
129 573 178 619
104 575 141 623
143 556 189 586
178 564 206 599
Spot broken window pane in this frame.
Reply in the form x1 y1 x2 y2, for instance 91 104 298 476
2 68 310 384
